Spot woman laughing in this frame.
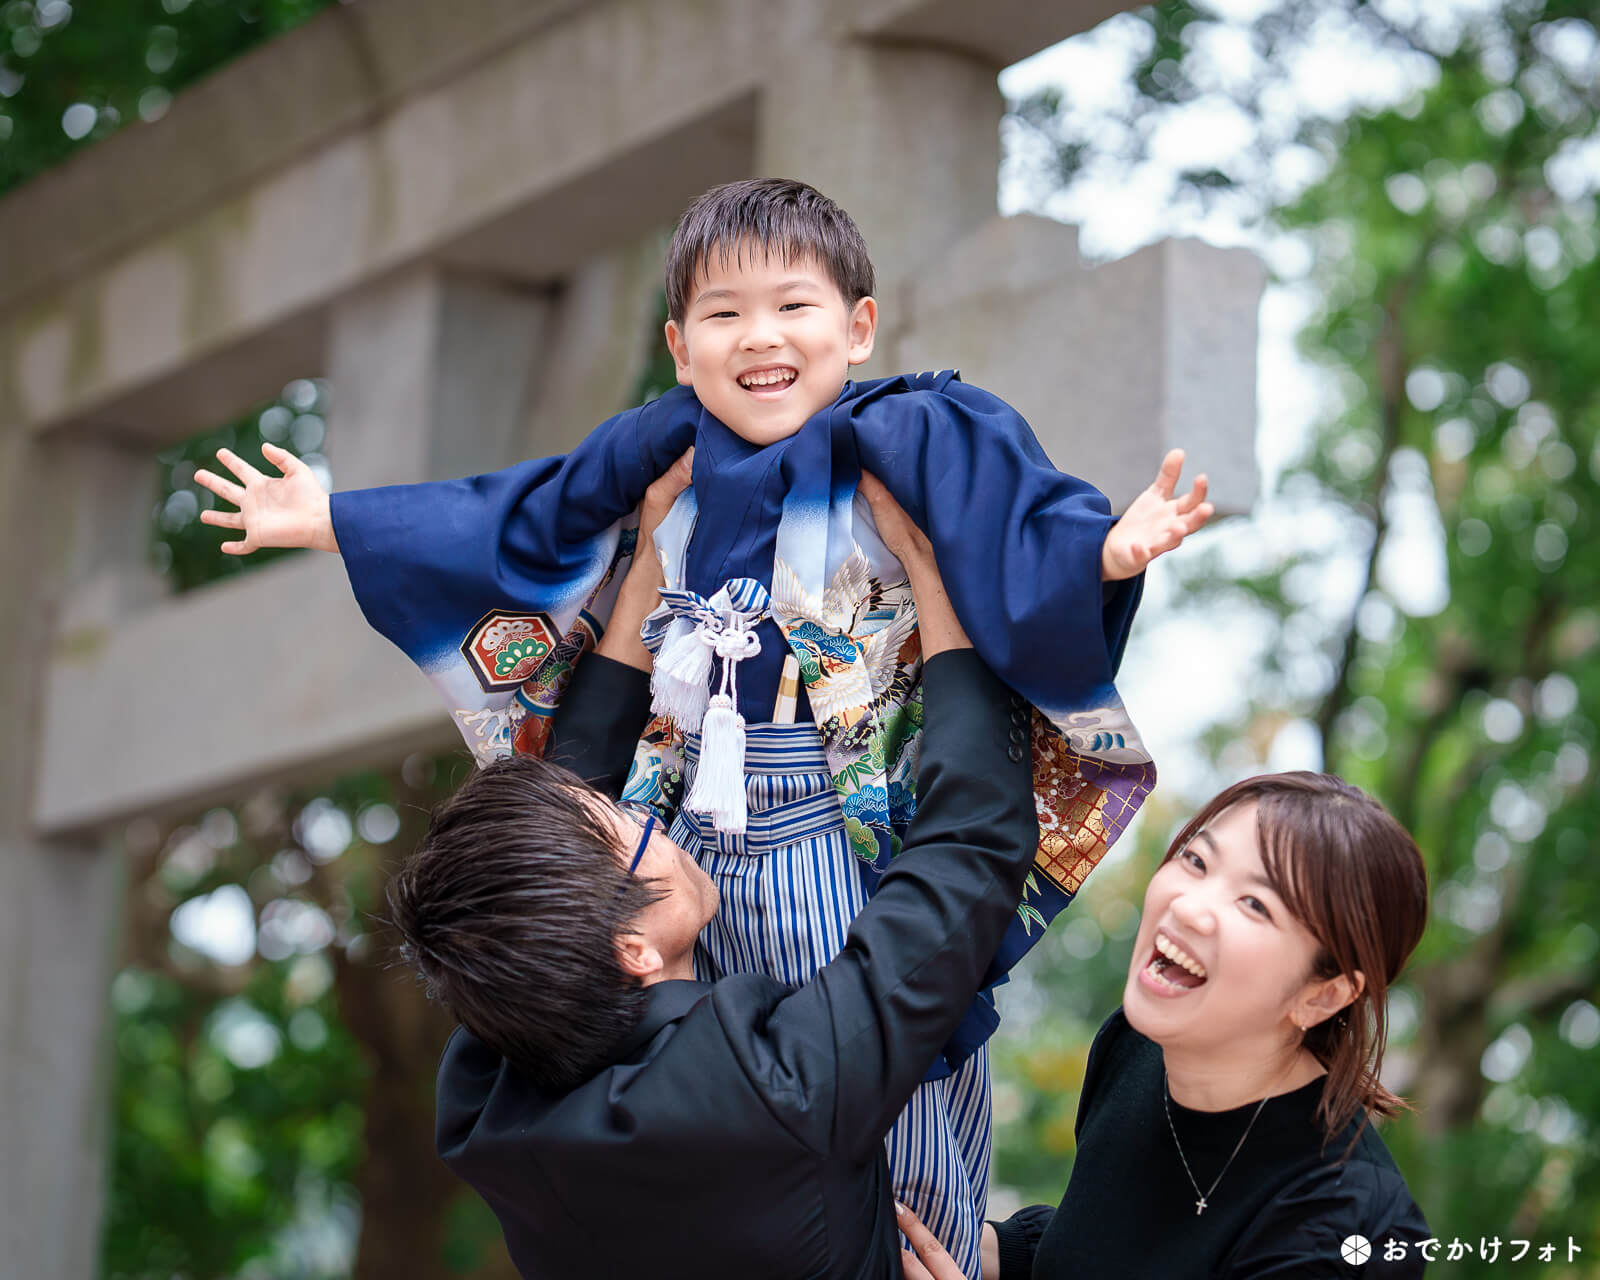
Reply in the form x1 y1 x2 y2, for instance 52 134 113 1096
900 772 1431 1280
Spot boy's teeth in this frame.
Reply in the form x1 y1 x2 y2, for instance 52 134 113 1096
740 369 796 387
1155 934 1207 978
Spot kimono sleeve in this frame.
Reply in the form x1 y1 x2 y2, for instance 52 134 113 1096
846 373 1140 717
324 387 699 759
330 386 699 674
843 374 1156 1007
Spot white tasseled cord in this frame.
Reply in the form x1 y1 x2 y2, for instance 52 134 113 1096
651 617 716 727
686 619 760 832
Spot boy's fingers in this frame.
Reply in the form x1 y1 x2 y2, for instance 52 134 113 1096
220 539 252 555
200 509 244 530
194 468 245 506
215 447 264 484
1174 473 1209 515
261 441 300 474
1153 447 1185 498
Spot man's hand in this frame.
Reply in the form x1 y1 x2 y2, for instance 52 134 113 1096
1100 448 1212 581
631 446 695 589
196 443 337 554
595 448 694 672
859 471 971 657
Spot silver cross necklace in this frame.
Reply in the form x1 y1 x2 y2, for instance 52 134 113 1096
1162 1064 1294 1216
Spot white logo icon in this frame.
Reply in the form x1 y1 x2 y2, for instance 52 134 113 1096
1341 1235 1373 1266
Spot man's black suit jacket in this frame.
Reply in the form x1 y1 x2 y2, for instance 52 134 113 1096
433 648 1038 1279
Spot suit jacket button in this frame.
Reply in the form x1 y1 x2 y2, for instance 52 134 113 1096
1009 727 1027 744
1011 709 1028 727
1008 743 1025 763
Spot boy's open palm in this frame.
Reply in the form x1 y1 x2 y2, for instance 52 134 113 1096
195 443 337 554
1100 448 1212 581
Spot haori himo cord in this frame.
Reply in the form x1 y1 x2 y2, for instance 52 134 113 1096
197 177 1212 1275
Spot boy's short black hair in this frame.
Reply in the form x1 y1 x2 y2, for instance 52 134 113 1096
387 755 667 1094
665 178 876 323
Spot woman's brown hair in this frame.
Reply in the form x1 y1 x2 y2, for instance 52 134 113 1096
1162 772 1429 1146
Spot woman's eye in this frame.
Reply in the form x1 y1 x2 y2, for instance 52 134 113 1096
1243 896 1272 919
1180 849 1205 873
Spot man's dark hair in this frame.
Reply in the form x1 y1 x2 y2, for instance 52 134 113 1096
388 755 667 1093
664 178 876 323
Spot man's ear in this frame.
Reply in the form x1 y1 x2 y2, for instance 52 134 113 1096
846 296 878 366
1292 970 1364 1031
664 319 694 386
615 931 665 985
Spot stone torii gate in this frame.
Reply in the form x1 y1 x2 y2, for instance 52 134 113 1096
0 0 1262 1272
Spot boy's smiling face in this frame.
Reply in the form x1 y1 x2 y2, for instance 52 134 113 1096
664 243 877 446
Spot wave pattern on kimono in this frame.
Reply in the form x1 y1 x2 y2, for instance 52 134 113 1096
331 372 1156 1011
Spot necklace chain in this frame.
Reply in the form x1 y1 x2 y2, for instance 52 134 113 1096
1162 1065 1291 1217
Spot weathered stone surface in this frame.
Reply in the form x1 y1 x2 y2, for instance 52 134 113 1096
0 0 1131 443
35 242 665 834
892 215 1264 512
35 552 454 833
0 433 136 1278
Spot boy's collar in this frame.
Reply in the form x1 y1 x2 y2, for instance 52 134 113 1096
691 379 859 464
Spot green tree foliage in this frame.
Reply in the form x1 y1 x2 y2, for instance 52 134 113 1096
997 3 1600 1269
0 0 334 195
2 8 516 1277
103 758 497 1280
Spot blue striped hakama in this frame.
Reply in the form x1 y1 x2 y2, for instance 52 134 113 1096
679 721 992 1279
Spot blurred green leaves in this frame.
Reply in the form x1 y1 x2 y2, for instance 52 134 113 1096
999 2 1600 1268
0 0 336 195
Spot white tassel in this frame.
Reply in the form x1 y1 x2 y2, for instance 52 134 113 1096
688 694 748 832
651 622 713 726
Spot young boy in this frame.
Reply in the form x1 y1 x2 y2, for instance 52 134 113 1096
198 178 1210 1276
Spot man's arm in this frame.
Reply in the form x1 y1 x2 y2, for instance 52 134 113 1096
543 450 693 796
715 475 1037 1161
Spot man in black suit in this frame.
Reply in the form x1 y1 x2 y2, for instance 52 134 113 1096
388 459 1037 1279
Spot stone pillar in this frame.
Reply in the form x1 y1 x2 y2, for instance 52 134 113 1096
893 217 1264 511
326 267 554 488
756 36 1004 371
0 431 158 1279
519 230 668 457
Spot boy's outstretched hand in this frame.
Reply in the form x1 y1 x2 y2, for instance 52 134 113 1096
1100 448 1213 582
195 443 337 554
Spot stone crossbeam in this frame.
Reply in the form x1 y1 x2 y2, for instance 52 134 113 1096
0 0 1123 443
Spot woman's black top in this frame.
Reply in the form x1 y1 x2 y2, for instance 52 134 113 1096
993 1009 1429 1279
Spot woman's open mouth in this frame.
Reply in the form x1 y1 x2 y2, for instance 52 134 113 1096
1139 930 1208 993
